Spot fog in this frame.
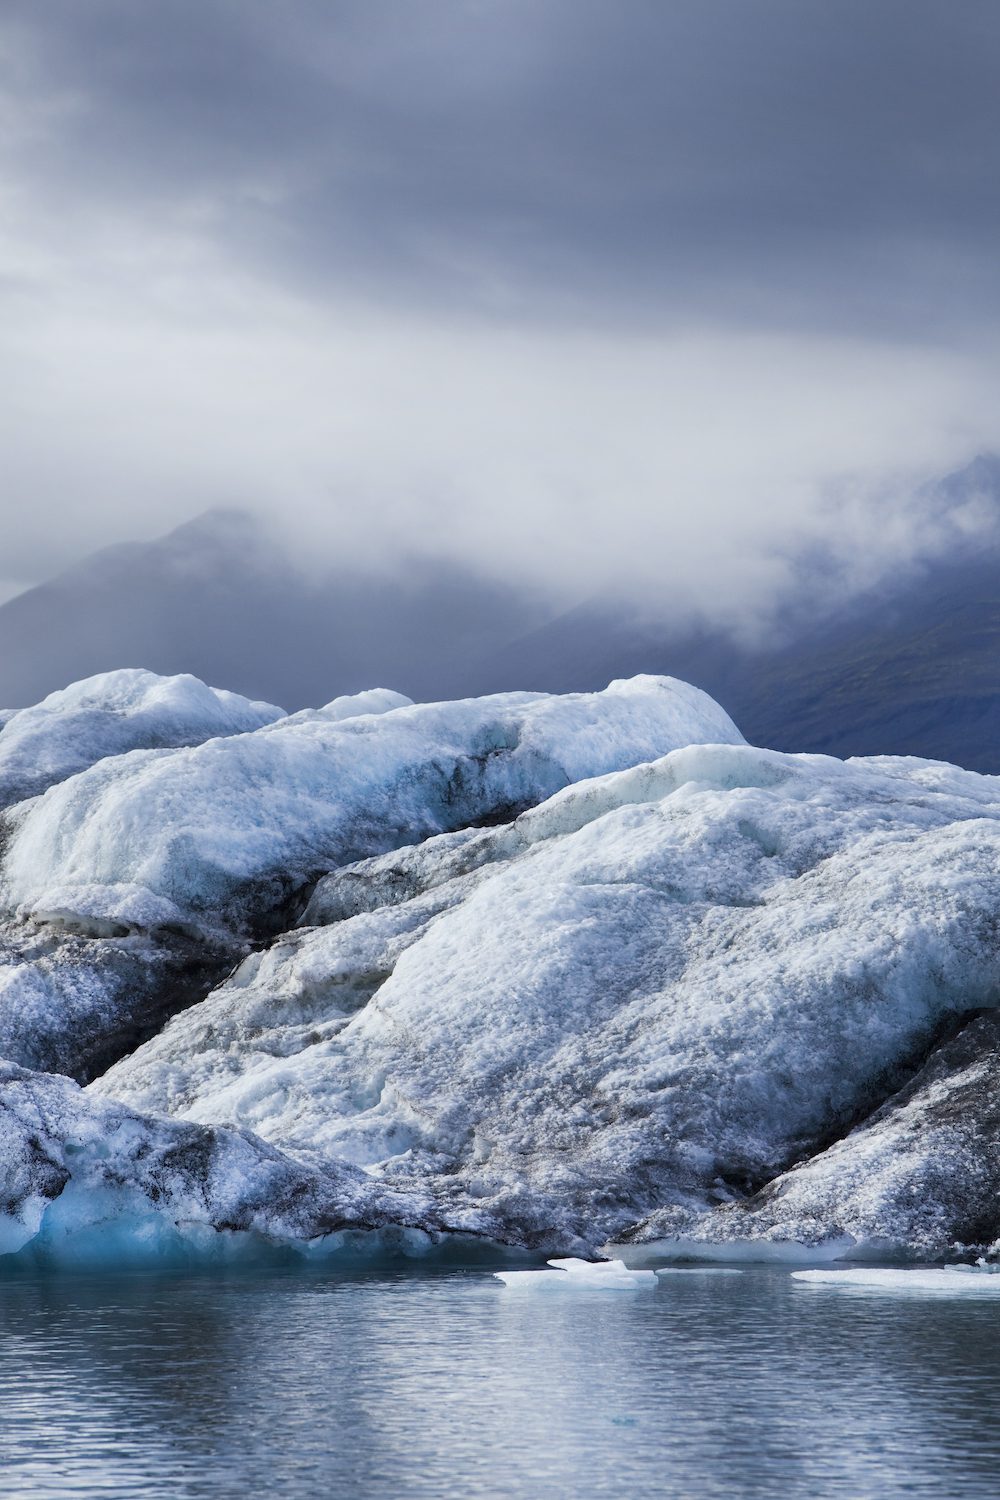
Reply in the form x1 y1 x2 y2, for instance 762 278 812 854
2 0 1000 625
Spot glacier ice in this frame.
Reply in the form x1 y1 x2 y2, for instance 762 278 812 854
4 668 1000 1265
0 1059 445 1267
0 915 235 1081
2 674 742 935
0 669 284 809
94 740 1000 1254
260 687 413 729
641 1010 1000 1260
0 675 738 1089
0 669 734 1116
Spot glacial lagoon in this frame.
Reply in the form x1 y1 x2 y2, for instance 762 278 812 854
2 1260 999 1499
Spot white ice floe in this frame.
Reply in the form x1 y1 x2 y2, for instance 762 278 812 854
495 1258 657 1289
792 1267 1000 1294
0 669 284 808
653 1267 744 1276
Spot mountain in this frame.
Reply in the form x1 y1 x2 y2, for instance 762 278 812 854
469 550 1000 772
4 455 1000 769
470 456 1000 770
0 509 549 712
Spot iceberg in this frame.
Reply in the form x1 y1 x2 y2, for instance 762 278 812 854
0 1058 443 1267
1 673 741 935
4 668 1000 1265
95 737 1000 1255
0 669 284 809
642 1010 1000 1261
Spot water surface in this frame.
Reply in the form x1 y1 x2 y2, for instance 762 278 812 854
1 1261 998 1498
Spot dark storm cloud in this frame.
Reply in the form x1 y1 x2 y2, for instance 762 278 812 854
5 0 1000 335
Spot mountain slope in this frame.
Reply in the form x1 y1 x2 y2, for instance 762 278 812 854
470 549 1000 772
470 456 1000 769
5 456 1000 768
0 510 548 712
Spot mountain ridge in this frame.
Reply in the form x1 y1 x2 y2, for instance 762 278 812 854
4 456 1000 768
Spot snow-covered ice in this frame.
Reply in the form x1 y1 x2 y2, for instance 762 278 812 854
95 739 1000 1254
0 1059 442 1267
259 688 413 729
4 667 1000 1265
0 669 283 808
0 914 234 1080
2 674 741 935
647 1009 1000 1261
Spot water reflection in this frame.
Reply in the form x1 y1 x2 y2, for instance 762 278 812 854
0 1265 998 1498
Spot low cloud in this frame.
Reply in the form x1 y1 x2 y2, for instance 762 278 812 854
2 1 1000 627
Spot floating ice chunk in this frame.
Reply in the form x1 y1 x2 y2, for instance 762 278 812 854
653 1267 745 1276
494 1257 657 1289
792 1267 1000 1294
0 669 284 808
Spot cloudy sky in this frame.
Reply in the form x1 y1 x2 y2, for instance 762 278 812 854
2 1 999 619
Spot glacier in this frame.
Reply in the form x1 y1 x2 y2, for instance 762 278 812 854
1 667 1000 1267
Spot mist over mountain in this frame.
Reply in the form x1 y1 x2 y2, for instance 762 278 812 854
3 456 1000 770
0 509 550 713
472 456 1000 771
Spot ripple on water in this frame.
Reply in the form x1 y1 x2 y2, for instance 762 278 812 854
0 1264 998 1499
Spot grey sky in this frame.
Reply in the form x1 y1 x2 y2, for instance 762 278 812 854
2 1 1000 615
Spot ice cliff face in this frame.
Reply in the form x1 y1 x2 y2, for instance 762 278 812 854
2 668 1000 1265
0 1059 442 1265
